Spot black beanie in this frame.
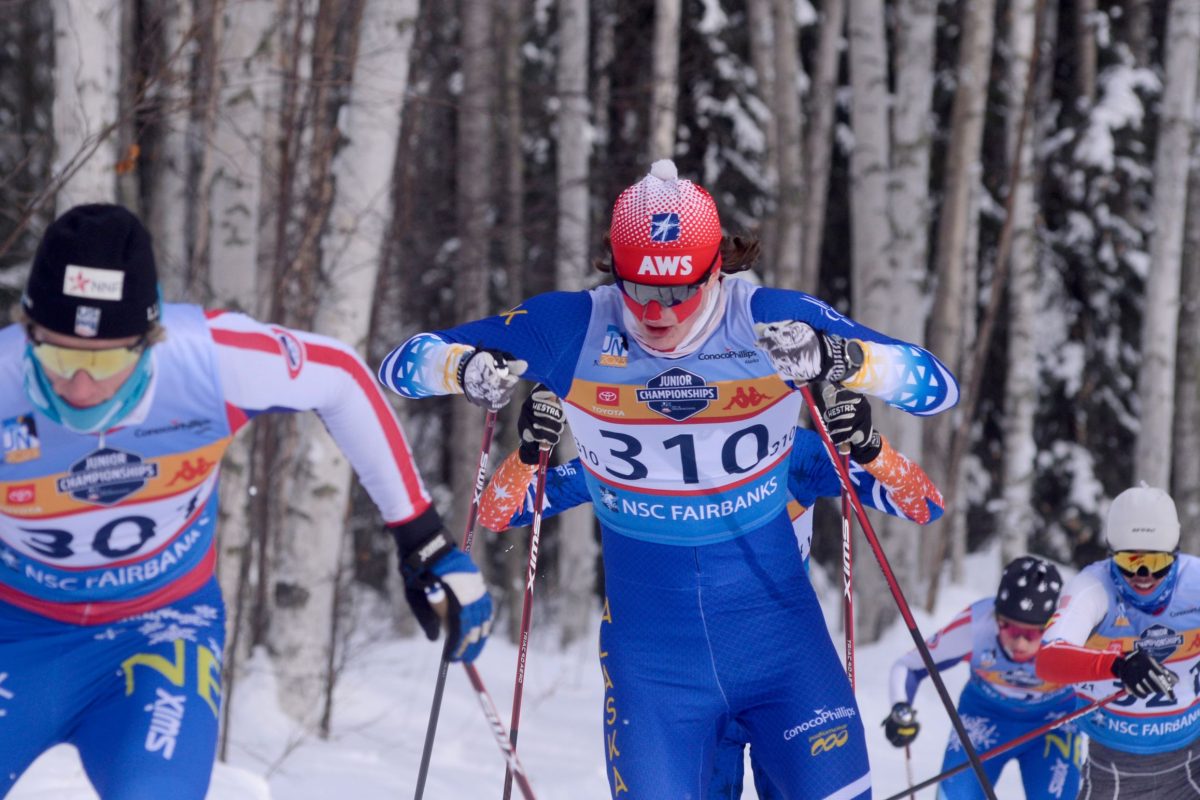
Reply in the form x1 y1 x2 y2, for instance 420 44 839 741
22 204 161 339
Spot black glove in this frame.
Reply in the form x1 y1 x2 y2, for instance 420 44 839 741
1112 649 1177 699
818 384 881 463
457 347 527 410
390 511 494 663
517 384 565 465
883 702 919 748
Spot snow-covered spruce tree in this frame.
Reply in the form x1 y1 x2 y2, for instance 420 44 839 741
1036 3 1164 565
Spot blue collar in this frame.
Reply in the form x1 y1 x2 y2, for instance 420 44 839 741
22 344 154 434
1110 557 1180 615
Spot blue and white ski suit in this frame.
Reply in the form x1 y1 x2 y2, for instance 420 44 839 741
381 277 958 799
0 305 435 799
890 598 1081 799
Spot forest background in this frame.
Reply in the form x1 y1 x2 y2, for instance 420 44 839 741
0 0 1195 746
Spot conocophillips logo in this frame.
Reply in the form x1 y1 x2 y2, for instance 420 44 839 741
783 706 857 741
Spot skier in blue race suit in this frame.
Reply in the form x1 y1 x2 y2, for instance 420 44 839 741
884 557 1080 799
477 384 947 799
0 205 492 799
379 160 959 799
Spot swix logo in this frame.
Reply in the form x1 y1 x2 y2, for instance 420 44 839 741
6 484 35 505
636 254 693 278
596 387 620 406
144 688 187 760
167 457 215 487
723 386 772 410
526 531 540 591
841 524 852 601
473 453 490 501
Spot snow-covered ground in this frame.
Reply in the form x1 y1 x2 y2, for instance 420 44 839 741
13 548 1044 799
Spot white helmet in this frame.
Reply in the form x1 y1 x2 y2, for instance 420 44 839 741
1105 484 1180 553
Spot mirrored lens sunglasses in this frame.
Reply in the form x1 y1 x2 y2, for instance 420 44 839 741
997 620 1043 642
31 338 146 381
615 278 704 308
1112 550 1176 579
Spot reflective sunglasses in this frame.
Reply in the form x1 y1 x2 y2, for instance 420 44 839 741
30 334 146 381
997 620 1043 643
1113 550 1176 579
615 278 706 308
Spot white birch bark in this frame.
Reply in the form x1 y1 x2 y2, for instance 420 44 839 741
1000 0 1039 564
648 0 681 159
746 0 778 278
52 0 122 211
801 0 845 291
1134 1 1200 488
555 0 597 647
147 0 195 300
1075 0 1097 105
846 0 891 324
922 0 994 603
771 0 804 289
269 0 415 724
212 0 276 674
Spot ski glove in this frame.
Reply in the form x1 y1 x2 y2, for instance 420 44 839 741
396 528 494 662
753 321 863 385
1112 649 1177 699
883 703 920 748
818 384 882 463
458 348 528 411
518 384 565 466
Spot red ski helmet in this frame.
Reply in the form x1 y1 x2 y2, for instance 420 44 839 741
609 160 723 288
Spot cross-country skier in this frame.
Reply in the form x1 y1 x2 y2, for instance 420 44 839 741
884 556 1079 799
0 205 491 798
477 383 946 799
1037 484 1200 798
378 159 958 799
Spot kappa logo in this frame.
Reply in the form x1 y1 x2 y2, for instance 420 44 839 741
5 484 35 505
167 457 215 487
636 254 693 278
722 386 772 410
2 414 40 464
596 386 620 406
271 327 305 379
636 368 717 421
598 325 628 367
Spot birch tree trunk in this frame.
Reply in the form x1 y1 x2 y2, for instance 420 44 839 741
266 0 369 725
648 0 680 159
1134 1 1200 488
1000 0 1040 564
922 0 995 603
801 0 845 291
746 0 778 278
554 0 597 648
52 0 122 211
146 0 195 300
450 0 496 557
1075 0 1097 106
845 0 898 643
771 0 804 290
1174 122 1200 555
846 0 891 324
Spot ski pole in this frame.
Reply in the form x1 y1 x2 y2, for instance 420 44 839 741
840 449 855 690
799 385 999 800
880 689 1124 800
904 745 915 799
465 663 539 800
414 409 498 800
502 445 552 800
